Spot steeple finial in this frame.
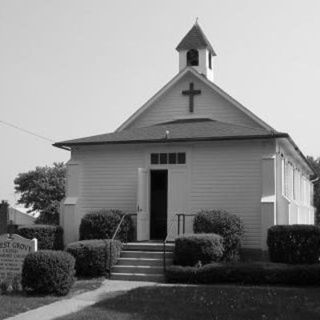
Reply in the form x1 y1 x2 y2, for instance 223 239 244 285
195 17 199 25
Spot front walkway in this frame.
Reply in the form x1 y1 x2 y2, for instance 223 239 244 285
5 280 161 320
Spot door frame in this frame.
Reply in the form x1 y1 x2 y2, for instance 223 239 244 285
142 145 191 240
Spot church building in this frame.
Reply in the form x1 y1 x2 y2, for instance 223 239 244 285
54 23 316 250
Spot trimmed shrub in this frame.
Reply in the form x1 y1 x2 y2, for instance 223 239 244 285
79 209 134 242
267 225 320 264
193 210 244 262
174 233 224 266
22 250 75 295
66 239 122 277
166 262 320 286
17 225 63 250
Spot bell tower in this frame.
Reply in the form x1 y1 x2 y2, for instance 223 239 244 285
176 22 216 82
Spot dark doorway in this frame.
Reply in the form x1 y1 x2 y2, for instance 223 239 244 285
150 170 168 240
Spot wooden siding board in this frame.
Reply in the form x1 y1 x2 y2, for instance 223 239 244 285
72 140 268 249
127 73 263 130
190 141 264 248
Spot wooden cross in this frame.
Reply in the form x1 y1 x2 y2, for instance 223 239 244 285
182 82 201 113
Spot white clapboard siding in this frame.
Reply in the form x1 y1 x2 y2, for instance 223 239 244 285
71 140 268 248
126 73 262 130
74 145 145 225
189 141 264 248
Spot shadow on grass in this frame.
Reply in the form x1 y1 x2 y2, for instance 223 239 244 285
61 284 320 320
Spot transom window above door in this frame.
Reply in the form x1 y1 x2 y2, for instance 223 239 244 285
150 152 186 165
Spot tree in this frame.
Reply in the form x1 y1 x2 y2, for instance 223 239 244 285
307 156 320 224
14 162 66 225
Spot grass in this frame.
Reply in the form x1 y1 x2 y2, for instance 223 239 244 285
56 284 320 320
0 277 104 320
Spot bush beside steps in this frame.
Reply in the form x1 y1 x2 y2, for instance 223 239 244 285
193 209 244 262
166 262 320 286
79 209 134 243
66 239 122 277
22 251 75 296
174 233 224 266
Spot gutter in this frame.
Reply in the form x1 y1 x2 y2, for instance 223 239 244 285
53 144 71 151
282 135 317 177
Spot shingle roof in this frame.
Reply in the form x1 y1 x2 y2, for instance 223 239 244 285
176 23 216 55
54 119 287 147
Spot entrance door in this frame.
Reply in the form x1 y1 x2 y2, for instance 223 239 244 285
167 169 189 240
150 170 168 240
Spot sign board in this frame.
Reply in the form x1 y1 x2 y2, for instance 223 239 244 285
0 234 37 282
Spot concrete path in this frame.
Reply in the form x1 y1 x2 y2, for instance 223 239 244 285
5 280 160 320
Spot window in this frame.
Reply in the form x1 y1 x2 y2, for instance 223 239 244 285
310 182 314 206
168 153 176 164
160 153 167 164
186 49 199 66
208 52 212 69
177 152 186 164
294 170 301 202
283 160 294 199
151 153 159 164
293 169 296 200
150 152 186 165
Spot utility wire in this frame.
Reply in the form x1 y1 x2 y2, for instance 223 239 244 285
0 119 55 143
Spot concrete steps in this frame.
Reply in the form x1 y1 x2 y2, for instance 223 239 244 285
110 242 174 282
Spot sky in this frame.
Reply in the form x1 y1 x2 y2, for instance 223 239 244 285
1 0 320 205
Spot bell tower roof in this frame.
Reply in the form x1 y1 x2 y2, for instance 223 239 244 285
176 22 216 56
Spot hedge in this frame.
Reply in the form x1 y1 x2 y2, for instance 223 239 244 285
267 225 320 264
66 239 122 277
17 225 63 250
22 251 75 295
193 210 244 262
174 234 224 266
166 262 320 286
79 209 134 242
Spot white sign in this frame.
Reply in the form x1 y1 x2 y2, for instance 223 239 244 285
0 234 37 281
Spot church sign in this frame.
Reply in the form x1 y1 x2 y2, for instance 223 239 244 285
0 234 37 282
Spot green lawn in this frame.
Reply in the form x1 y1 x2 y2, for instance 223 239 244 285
57 284 320 320
0 278 104 320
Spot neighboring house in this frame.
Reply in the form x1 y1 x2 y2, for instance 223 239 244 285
54 23 316 250
8 206 38 225
0 203 37 235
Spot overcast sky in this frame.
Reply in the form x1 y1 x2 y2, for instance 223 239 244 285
1 0 319 205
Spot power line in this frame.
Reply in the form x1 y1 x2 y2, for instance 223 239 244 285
0 119 55 143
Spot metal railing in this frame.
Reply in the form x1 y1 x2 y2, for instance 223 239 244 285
108 212 137 278
163 213 196 272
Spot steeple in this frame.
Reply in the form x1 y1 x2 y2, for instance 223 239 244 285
176 22 216 82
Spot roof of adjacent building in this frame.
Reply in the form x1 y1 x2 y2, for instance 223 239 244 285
53 118 287 147
176 23 216 55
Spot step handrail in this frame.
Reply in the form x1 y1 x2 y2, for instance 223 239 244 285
163 213 197 273
108 212 137 278
163 213 182 272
